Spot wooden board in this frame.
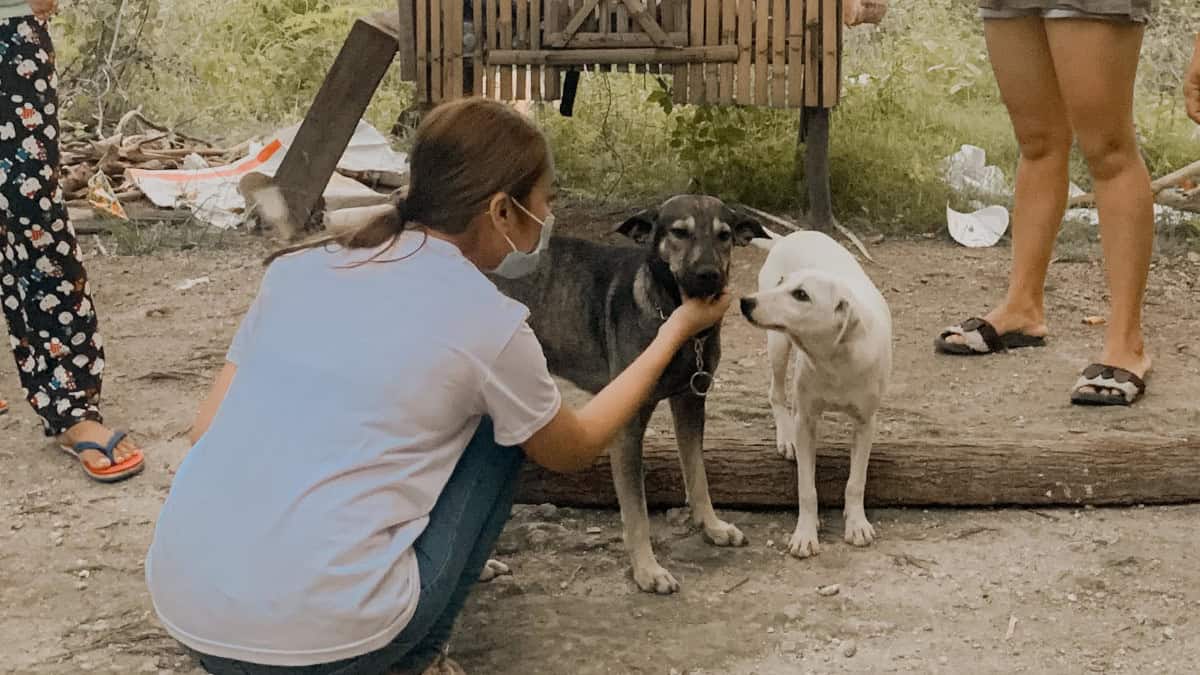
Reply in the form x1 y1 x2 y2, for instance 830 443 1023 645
500 0 514 99
487 0 500 97
689 0 705 102
515 434 1200 508
446 0 464 98
671 0 687 105
531 0 543 99
736 0 751 103
417 0 429 101
490 45 737 64
804 0 818 106
545 0 562 99
397 0 418 81
754 0 768 104
430 0 443 101
704 0 719 101
771 0 785 106
517 0 529 96
718 0 735 103
786 0 802 106
474 0 485 94
821 0 837 105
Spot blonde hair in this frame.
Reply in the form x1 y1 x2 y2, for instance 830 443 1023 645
266 98 551 266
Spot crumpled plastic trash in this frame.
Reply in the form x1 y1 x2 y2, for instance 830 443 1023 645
943 144 1008 201
946 203 1009 248
86 172 128 220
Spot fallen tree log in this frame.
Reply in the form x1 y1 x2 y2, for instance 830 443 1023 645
1068 158 1200 209
516 432 1200 508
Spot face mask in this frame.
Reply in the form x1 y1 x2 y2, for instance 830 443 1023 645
491 199 554 279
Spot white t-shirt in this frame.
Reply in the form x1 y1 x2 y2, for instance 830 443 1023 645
145 233 562 667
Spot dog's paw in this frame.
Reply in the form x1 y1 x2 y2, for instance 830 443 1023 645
478 559 511 583
703 520 748 547
775 419 797 459
844 515 876 547
787 526 821 559
632 561 681 595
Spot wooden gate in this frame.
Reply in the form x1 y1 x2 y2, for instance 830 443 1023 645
399 0 842 109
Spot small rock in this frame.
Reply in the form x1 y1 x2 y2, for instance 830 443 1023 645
1163 627 1175 640
841 640 857 658
74 581 88 591
766 539 775 548
816 584 840 597
9 522 22 531
1188 251 1200 264
585 526 603 535
1067 593 1078 603
535 503 559 520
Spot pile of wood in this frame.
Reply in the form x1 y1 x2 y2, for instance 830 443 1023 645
57 110 248 207
1068 158 1200 213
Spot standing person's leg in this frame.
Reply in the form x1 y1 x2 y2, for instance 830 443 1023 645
935 17 1073 353
0 16 142 476
1044 18 1154 405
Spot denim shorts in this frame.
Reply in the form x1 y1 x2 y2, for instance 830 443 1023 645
977 0 1152 23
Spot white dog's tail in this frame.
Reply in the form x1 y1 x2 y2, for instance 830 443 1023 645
749 226 786 252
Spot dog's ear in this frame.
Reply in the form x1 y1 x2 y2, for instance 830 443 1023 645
833 297 859 346
613 209 658 244
730 210 770 246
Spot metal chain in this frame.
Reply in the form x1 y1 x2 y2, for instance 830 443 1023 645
656 301 714 398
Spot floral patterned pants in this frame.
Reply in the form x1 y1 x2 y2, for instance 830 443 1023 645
1 16 105 436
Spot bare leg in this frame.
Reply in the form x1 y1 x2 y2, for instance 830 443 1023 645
787 408 821 559
943 18 1071 344
1045 19 1154 386
843 413 877 547
610 407 679 594
669 394 747 547
767 331 795 459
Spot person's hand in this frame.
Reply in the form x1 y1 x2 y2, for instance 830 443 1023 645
27 0 57 20
1186 35 1200 125
661 290 733 342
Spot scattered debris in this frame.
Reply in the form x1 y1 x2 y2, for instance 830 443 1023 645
946 203 1009 248
478 559 511 583
1082 315 1106 326
723 576 751 594
841 640 858 657
816 584 841 597
739 204 876 264
947 526 999 541
560 564 584 590
174 276 210 291
1005 615 1018 641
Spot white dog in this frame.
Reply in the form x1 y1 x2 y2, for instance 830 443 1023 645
739 228 892 558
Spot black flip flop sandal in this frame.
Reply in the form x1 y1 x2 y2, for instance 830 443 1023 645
934 317 1047 355
1070 364 1147 406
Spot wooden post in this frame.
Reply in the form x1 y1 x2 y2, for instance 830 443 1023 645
397 0 418 80
273 12 400 235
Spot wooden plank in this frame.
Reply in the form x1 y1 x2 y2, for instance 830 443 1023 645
544 0 562 99
621 0 674 46
821 0 837 106
717 0 735 103
489 45 738 64
771 0 785 106
549 0 603 46
804 0 819 106
704 0 719 101
786 0 802 106
488 0 500 97
516 434 1200 508
531 0 543 99
736 0 751 103
430 0 443 101
500 0 514 99
616 0 629 73
754 0 768 105
658 0 674 79
417 0 429 102
516 0 528 97
548 31 688 46
273 18 398 234
689 0 705 103
665 0 686 103
397 0 418 80
447 0 464 99
474 0 485 94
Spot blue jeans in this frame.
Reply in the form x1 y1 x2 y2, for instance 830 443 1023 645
195 417 524 675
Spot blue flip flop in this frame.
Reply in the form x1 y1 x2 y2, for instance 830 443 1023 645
60 430 145 483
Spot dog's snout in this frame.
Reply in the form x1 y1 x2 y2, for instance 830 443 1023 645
739 297 757 317
695 267 721 285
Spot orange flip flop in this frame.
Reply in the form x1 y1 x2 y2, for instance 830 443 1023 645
0 399 8 416
60 430 144 483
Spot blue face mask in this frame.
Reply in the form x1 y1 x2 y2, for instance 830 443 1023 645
491 200 554 279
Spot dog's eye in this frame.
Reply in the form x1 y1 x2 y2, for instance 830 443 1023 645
791 288 810 302
716 230 732 242
670 227 690 239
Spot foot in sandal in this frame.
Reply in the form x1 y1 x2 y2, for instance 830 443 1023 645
935 305 1048 355
0 398 8 416
1072 342 1152 407
58 420 144 483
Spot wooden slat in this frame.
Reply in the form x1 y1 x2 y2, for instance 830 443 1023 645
550 0 602 46
736 0 751 103
500 0 514 99
553 30 688 46
804 0 819 106
448 0 464 98
545 0 562 99
430 0 443 101
489 45 738 64
754 0 768 104
416 0 429 102
821 0 838 106
689 0 705 102
474 0 485 94
667 0 686 103
771 0 785 106
717 0 735 103
659 0 674 79
704 0 719 100
516 0 528 97
531 0 543 99
622 0 673 46
616 0 629 72
397 0 418 80
786 0 802 106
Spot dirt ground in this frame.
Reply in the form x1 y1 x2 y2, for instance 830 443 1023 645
1 203 1199 674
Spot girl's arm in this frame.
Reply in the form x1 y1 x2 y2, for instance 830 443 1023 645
189 362 237 446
